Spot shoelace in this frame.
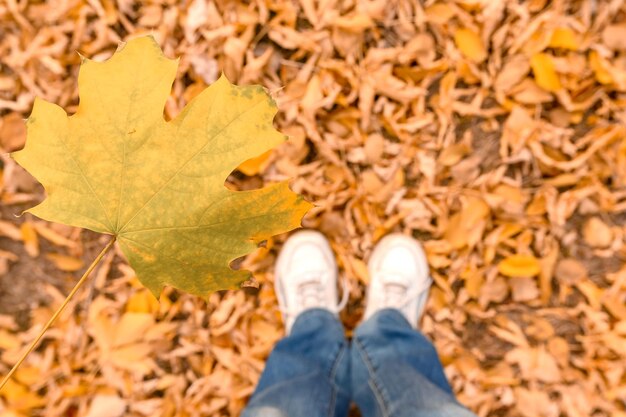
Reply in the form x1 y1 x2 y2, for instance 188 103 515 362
377 272 433 310
279 270 349 318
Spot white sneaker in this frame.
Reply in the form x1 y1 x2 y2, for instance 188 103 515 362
363 233 432 328
274 230 348 334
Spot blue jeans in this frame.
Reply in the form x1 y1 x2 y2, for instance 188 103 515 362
242 309 477 417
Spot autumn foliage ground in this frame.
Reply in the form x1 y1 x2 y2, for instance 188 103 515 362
1 1 626 416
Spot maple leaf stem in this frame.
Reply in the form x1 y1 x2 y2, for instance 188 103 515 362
0 236 117 392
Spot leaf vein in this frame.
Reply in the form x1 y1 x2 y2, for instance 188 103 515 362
57 133 114 231
118 97 266 233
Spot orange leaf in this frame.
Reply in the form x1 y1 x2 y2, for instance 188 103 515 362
237 149 273 176
454 28 487 63
530 53 561 92
19 222 39 257
589 50 613 84
498 254 541 277
549 27 578 50
44 253 84 272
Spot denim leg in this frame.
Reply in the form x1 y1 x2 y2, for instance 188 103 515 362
242 308 351 417
351 309 477 417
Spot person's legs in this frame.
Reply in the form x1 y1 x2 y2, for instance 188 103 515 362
243 309 350 417
351 309 476 417
242 231 350 417
351 234 477 417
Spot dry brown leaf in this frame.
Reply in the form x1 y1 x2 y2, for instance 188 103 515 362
0 221 22 241
86 395 127 417
0 112 26 152
495 55 530 92
602 24 626 51
425 3 456 24
444 196 490 249
514 387 558 417
582 217 613 248
554 259 588 285
438 143 470 166
31 222 76 248
509 276 539 302
364 133 384 164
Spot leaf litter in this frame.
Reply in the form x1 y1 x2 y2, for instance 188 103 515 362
1 1 626 417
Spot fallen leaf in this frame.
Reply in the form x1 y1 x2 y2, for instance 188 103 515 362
19 222 38 257
602 294 626 320
86 395 127 417
554 258 587 285
539 237 559 303
495 55 530 92
514 387 558 417
602 24 626 51
576 281 603 309
0 221 21 241
525 316 554 341
44 253 84 272
438 142 470 166
582 217 613 248
547 337 570 366
454 28 487 63
31 222 76 248
126 289 160 314
479 276 509 307
0 112 26 152
549 27 578 50
506 346 561 383
510 78 554 103
589 50 613 84
112 313 155 347
12 36 312 297
425 3 456 24
237 150 273 176
510 276 540 302
349 257 369 285
531 53 561 92
332 13 373 33
0 380 46 412
0 329 19 350
444 196 490 249
498 254 541 277
364 133 384 164
361 170 384 195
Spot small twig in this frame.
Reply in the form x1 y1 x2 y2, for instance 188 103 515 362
0 236 117 391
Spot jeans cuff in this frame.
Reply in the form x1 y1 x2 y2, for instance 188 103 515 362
291 308 343 334
363 308 413 329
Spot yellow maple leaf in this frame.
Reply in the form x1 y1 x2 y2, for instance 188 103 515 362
12 36 312 297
